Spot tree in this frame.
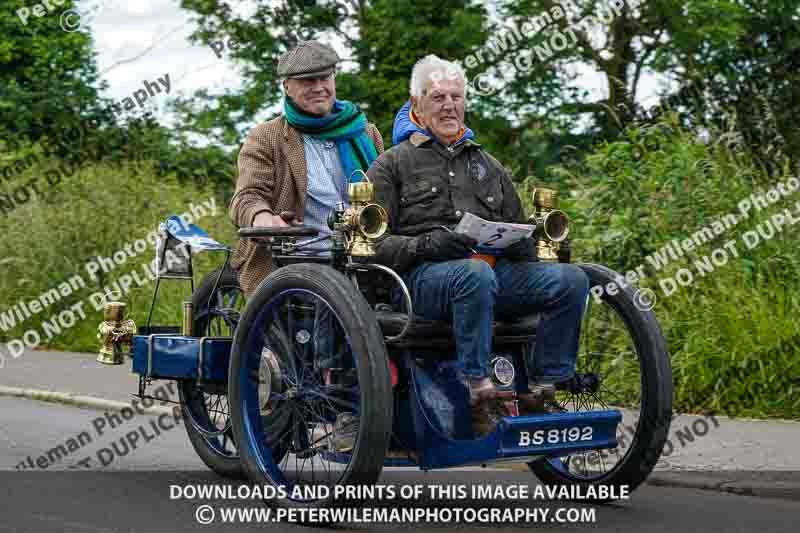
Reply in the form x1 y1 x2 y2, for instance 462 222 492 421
486 0 747 135
174 1 755 182
668 0 800 176
0 0 108 151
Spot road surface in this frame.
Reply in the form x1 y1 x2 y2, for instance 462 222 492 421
1 398 798 533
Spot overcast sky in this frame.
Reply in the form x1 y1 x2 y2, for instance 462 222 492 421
87 0 246 122
82 0 667 134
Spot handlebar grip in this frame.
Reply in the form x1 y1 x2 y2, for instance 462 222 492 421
239 226 320 239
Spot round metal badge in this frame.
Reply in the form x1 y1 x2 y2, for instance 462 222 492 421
490 356 515 386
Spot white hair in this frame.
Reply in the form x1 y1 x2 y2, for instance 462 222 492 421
409 55 467 97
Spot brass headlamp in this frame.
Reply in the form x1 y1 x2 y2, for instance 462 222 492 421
97 296 137 365
341 179 389 257
529 187 570 262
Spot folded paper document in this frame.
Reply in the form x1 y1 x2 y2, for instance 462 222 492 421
454 213 534 254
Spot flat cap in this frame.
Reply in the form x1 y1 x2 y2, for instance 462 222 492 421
277 40 340 79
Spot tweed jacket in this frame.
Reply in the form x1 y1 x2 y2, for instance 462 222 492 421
230 115 384 296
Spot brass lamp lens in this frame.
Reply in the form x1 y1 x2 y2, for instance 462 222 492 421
543 210 570 242
358 204 388 239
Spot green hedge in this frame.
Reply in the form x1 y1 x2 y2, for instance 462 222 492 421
551 117 800 419
0 157 236 353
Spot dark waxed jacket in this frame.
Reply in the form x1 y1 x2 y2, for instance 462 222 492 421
365 131 527 273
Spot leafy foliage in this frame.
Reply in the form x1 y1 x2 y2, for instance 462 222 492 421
562 117 800 418
0 159 234 352
0 0 105 148
665 0 800 175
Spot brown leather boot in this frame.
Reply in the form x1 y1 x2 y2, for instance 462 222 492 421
517 384 564 415
468 377 498 438
471 400 498 438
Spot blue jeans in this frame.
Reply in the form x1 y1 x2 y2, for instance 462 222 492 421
279 294 348 371
312 302 351 370
402 259 590 385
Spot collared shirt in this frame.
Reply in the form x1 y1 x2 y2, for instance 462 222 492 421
300 135 347 253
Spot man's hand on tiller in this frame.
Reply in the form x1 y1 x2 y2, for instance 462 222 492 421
253 210 297 228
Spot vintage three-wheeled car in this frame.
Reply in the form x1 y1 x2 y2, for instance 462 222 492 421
96 178 672 515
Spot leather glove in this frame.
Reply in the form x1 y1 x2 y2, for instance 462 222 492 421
416 231 478 262
503 237 536 262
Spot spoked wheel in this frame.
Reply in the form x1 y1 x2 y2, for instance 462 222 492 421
530 263 672 498
229 264 392 514
179 267 245 479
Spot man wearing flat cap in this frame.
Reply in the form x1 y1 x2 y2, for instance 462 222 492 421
230 41 384 452
231 40 385 297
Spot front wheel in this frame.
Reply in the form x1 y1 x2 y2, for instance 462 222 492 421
229 264 393 513
529 263 673 498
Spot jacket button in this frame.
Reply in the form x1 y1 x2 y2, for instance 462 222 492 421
432 187 438 193
487 196 494 202
455 210 462 217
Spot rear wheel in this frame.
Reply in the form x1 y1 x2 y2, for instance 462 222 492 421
229 264 392 514
179 267 244 479
529 263 672 498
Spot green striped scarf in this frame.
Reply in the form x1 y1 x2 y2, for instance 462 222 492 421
284 97 378 183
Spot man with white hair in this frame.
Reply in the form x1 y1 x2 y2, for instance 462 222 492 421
367 55 590 438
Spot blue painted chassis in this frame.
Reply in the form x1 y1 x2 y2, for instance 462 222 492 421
132 334 621 470
132 334 231 382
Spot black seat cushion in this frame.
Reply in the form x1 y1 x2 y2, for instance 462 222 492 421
376 311 539 339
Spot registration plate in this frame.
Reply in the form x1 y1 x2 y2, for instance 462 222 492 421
497 410 620 459
518 426 593 447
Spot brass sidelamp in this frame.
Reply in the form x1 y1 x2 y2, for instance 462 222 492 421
340 180 389 257
529 187 570 262
97 297 137 365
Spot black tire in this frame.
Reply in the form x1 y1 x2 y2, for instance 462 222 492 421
179 266 245 479
229 264 393 512
529 263 673 498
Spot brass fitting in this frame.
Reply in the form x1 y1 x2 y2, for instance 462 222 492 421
342 181 389 257
529 187 570 262
182 301 193 337
97 299 137 365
